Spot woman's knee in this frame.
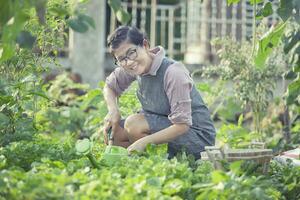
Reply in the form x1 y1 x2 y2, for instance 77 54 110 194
124 114 149 135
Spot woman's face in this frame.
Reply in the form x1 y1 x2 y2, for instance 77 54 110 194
112 41 152 76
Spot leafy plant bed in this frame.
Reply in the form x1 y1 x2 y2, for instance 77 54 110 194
0 134 300 200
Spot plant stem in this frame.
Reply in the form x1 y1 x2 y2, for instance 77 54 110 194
86 153 101 169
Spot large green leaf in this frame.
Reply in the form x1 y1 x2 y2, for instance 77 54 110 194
75 138 91 155
78 13 95 29
0 0 13 28
290 44 300 72
108 0 122 12
254 22 286 69
115 9 131 25
108 0 131 25
0 43 15 61
256 2 273 19
67 18 88 33
283 29 300 54
211 170 229 183
0 10 30 62
284 70 298 80
277 0 294 21
67 13 95 33
286 75 300 105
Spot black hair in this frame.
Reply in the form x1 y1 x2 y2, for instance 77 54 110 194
107 26 148 50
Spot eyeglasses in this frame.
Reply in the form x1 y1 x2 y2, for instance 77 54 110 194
114 47 138 67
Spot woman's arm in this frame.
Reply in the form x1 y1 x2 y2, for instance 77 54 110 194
102 85 121 143
144 124 189 144
103 85 119 113
103 67 136 125
127 123 189 152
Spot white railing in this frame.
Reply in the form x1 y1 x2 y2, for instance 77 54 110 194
108 0 187 58
106 0 279 60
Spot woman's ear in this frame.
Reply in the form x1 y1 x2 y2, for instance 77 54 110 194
143 39 150 49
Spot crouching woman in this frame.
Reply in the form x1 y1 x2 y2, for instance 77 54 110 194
103 26 216 159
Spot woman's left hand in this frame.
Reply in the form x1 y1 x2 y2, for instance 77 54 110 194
127 137 149 153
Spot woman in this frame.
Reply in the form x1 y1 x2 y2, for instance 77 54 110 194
103 26 215 159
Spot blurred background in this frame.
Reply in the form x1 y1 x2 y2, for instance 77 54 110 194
55 0 281 87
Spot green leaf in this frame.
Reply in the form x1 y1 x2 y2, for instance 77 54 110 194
254 22 286 69
108 0 122 12
218 97 243 121
146 177 161 187
16 31 36 49
283 30 300 54
256 2 273 19
237 114 243 126
67 18 89 33
67 13 95 33
283 70 298 80
162 179 184 195
226 0 241 5
80 89 102 110
0 113 10 127
0 0 13 27
78 13 95 29
75 138 91 155
145 143 168 157
27 91 50 100
67 19 89 33
0 155 7 169
211 171 229 183
108 0 131 25
249 0 263 5
48 7 69 17
197 83 212 93
229 160 243 174
277 0 299 21
289 44 300 71
0 10 30 61
0 43 15 62
286 75 300 105
115 9 131 25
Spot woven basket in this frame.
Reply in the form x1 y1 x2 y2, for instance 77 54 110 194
202 145 273 173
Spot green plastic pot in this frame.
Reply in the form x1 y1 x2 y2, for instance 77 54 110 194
102 145 128 166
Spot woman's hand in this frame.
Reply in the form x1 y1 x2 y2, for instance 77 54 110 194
127 137 149 153
103 109 121 144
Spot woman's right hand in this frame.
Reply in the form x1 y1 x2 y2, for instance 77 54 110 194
102 110 121 144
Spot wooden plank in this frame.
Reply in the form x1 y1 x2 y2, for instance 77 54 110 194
110 8 116 35
211 0 217 39
221 0 227 38
131 0 137 26
150 0 157 47
241 0 247 41
232 3 237 40
168 8 174 58
180 1 186 53
140 0 147 32
161 9 166 47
